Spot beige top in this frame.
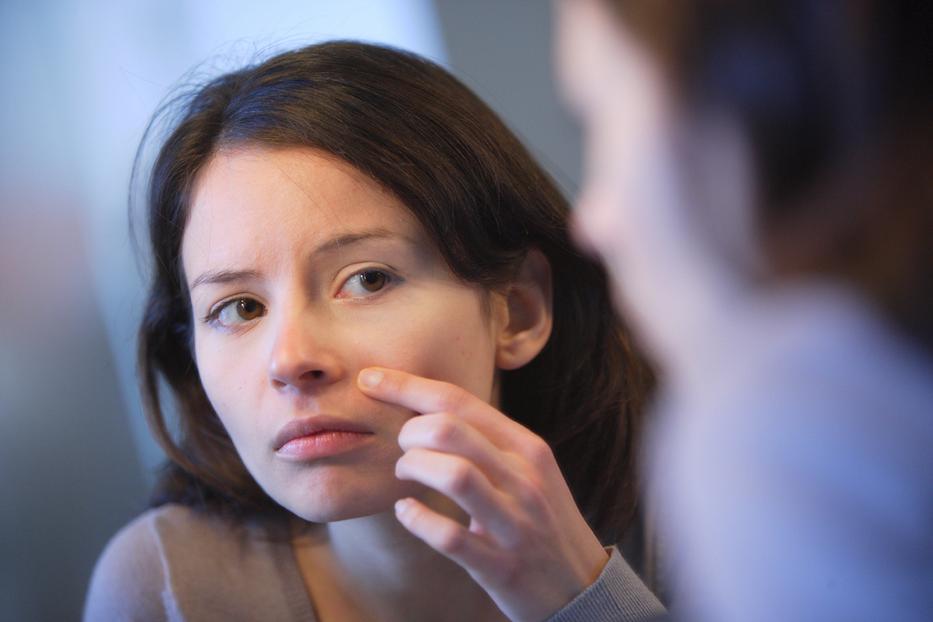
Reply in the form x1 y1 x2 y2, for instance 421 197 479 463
84 505 315 621
84 503 665 621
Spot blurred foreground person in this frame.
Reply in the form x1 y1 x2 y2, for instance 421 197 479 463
556 1 933 620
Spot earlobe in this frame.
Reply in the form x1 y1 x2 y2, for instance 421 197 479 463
495 249 554 370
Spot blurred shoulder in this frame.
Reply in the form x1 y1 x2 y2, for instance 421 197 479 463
85 504 310 621
83 505 190 621
83 504 246 620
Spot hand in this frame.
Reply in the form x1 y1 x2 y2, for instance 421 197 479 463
358 367 609 622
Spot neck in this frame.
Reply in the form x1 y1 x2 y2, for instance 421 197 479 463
294 491 506 622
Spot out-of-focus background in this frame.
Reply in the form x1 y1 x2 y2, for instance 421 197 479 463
0 1 581 618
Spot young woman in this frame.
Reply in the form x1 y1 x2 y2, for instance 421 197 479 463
556 1 933 620
84 41 664 621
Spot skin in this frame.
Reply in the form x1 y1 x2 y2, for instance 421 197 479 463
360 368 610 622
183 146 504 524
554 0 754 377
181 145 606 621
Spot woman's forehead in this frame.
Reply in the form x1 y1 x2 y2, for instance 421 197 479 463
180 146 427 267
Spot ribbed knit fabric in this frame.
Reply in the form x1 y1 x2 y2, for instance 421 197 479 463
546 547 666 622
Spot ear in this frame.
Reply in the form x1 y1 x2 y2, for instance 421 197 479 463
495 249 554 370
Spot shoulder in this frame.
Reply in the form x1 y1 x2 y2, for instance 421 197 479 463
85 504 313 622
89 503 236 565
84 505 197 621
655 287 933 619
83 504 244 621
677 285 933 464
669 287 933 522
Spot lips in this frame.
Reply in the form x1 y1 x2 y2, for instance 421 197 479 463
273 415 373 453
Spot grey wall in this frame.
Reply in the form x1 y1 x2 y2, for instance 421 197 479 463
433 0 582 197
0 202 148 619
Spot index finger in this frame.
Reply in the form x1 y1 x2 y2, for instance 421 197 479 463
357 367 530 444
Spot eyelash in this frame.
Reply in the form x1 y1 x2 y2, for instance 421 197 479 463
201 267 400 329
202 297 266 329
335 268 398 300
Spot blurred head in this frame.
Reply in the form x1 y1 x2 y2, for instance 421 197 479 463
556 0 933 351
138 41 650 541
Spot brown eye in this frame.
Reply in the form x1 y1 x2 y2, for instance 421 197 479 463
336 269 395 299
236 298 264 320
214 297 266 327
358 270 387 292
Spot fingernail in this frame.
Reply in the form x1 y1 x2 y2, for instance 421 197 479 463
395 498 411 515
359 369 383 389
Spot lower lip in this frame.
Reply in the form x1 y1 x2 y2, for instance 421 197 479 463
275 431 374 462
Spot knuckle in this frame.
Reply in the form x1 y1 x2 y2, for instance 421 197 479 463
427 417 459 448
439 385 468 412
389 373 409 396
525 436 555 469
445 461 475 496
437 523 468 554
513 475 550 516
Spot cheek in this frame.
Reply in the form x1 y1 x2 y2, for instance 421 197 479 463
575 130 630 255
572 185 623 261
349 293 498 402
576 98 675 252
191 331 256 439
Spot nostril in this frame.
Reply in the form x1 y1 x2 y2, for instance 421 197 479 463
301 369 326 382
270 369 325 391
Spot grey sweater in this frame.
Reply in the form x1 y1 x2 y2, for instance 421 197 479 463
84 504 665 621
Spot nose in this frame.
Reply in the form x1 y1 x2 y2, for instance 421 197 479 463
267 306 345 393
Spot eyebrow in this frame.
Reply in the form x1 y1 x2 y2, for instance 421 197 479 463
189 268 263 291
313 228 399 256
188 229 407 291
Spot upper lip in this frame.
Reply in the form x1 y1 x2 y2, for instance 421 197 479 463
273 415 373 451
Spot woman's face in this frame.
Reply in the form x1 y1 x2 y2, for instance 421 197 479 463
555 0 753 368
181 146 506 522
554 0 693 362
554 0 677 268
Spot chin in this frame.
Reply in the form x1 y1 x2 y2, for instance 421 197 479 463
265 470 415 523
286 500 391 523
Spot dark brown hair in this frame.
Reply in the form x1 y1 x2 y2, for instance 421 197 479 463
137 40 651 543
605 0 933 351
